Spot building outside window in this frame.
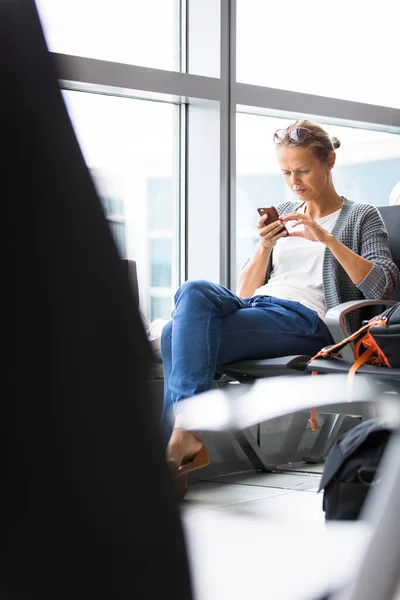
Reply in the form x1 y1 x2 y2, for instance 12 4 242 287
59 90 180 322
35 0 183 323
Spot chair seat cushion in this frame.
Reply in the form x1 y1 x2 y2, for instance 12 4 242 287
216 355 310 379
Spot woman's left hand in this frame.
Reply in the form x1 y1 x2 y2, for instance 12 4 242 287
280 212 331 244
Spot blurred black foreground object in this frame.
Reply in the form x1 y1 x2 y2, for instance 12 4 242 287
179 374 400 600
1 0 192 598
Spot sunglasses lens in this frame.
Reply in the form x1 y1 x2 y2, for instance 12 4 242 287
290 128 308 142
273 129 287 143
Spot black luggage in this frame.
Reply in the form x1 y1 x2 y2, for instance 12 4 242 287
319 418 392 520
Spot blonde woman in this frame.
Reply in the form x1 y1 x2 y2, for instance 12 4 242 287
162 120 400 497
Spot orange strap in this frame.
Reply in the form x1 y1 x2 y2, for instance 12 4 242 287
307 322 372 364
346 343 376 402
309 407 319 431
309 371 319 431
309 318 392 407
348 343 378 383
308 316 389 365
353 334 391 368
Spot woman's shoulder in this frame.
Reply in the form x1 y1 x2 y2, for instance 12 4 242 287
342 198 382 222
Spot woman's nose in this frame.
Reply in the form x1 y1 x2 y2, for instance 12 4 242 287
290 173 301 186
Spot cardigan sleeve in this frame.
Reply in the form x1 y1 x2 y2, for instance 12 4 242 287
356 205 399 299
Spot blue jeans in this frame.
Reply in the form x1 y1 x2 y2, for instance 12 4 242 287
160 280 333 438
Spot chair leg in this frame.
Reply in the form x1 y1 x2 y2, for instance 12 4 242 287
234 428 276 472
275 412 311 466
234 412 311 470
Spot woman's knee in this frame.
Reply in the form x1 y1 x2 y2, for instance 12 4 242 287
174 279 214 304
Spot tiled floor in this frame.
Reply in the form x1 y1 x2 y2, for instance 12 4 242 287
182 461 325 526
180 461 370 600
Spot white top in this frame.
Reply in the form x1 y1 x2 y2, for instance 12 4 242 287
254 205 341 321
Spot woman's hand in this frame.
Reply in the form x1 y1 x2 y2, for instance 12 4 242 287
257 213 288 250
237 214 283 297
280 212 332 244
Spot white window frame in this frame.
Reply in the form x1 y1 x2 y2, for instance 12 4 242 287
48 0 400 292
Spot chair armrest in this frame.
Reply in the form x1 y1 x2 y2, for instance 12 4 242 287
326 299 396 362
177 374 397 432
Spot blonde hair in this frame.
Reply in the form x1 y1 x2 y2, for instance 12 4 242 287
279 120 340 163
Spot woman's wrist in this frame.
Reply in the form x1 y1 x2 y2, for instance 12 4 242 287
323 232 336 248
256 240 273 256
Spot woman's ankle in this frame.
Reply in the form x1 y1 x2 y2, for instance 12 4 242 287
173 416 203 443
167 429 203 468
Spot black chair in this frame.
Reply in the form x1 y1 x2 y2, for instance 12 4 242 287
214 205 400 468
302 207 400 460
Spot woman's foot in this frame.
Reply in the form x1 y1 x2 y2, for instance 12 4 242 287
167 428 203 471
166 428 209 499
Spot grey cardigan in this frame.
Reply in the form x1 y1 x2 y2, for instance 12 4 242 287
261 198 400 334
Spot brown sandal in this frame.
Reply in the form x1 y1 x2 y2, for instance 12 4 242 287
178 445 209 475
168 446 210 499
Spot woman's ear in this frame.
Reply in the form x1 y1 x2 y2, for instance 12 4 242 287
326 151 336 171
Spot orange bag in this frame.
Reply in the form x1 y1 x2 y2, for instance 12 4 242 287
306 306 396 430
309 314 391 378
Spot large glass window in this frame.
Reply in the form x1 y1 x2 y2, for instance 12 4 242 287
62 91 180 321
237 0 400 109
35 0 181 72
235 112 400 283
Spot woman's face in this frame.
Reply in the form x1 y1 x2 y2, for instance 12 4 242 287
276 146 334 202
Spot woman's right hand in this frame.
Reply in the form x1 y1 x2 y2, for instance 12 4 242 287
257 214 288 250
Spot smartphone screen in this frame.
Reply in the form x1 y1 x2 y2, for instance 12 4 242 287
257 207 288 233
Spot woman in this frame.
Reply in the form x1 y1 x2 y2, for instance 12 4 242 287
161 119 399 497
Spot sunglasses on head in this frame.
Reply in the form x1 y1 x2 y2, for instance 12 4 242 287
273 127 332 150
273 127 311 144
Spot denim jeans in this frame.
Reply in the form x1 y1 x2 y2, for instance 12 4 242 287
160 279 333 438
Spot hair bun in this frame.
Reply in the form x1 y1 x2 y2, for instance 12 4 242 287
331 136 341 150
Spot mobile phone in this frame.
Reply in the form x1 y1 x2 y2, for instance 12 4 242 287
257 207 288 234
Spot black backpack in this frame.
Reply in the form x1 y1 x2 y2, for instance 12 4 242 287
368 302 400 368
319 418 392 520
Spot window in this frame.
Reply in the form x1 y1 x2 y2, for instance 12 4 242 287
235 112 400 282
150 239 172 288
62 90 181 320
30 0 399 307
237 0 400 109
35 0 181 71
150 296 173 322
